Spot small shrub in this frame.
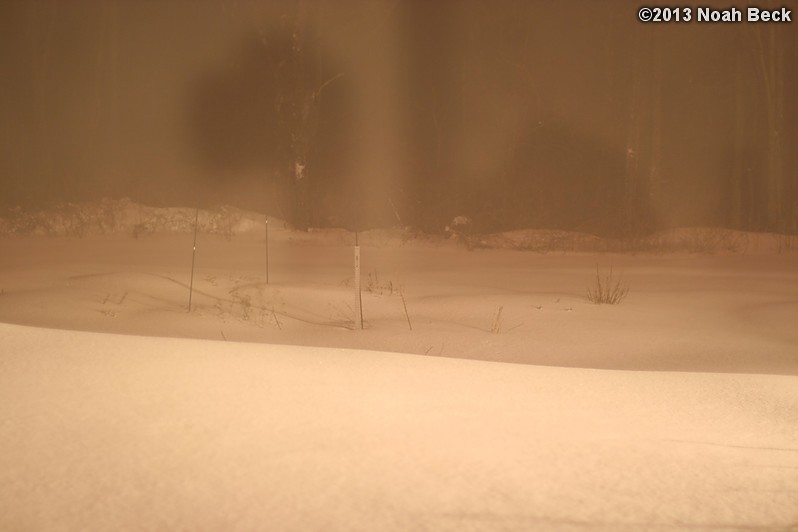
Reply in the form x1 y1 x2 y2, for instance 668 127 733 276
232 292 252 320
365 269 395 295
131 222 154 239
445 215 479 250
587 265 629 305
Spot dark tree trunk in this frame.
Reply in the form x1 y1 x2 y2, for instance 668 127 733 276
729 44 745 229
753 21 787 231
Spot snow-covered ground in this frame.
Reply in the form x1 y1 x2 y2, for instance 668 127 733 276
1 201 797 530
2 323 797 531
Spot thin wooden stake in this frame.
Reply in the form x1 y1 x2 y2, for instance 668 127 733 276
354 232 363 330
188 206 199 312
265 215 269 285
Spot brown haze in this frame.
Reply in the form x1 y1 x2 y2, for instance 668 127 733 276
1 2 798 530
1 0 795 234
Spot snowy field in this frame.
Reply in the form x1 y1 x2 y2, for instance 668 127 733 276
1 205 797 530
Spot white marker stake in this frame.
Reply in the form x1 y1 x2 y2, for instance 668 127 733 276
188 206 199 312
265 216 269 285
354 233 363 330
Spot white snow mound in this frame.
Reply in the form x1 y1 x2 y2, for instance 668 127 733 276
1 322 796 531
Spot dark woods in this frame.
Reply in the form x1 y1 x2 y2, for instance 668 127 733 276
0 1 796 235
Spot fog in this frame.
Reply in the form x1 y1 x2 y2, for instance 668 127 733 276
1 0 796 235
2 3 798 528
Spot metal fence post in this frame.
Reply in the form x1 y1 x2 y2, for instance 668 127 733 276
354 232 363 329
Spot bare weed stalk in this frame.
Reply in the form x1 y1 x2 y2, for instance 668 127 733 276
233 293 252 320
490 306 504 334
400 288 412 331
271 305 282 330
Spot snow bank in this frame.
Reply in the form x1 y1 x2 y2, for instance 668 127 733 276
0 199 285 238
3 199 795 253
